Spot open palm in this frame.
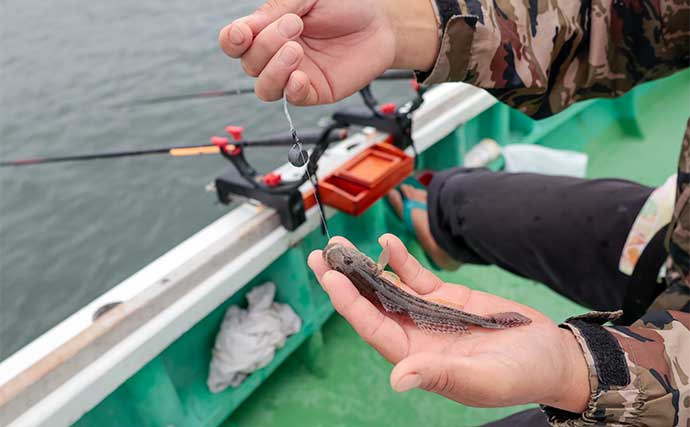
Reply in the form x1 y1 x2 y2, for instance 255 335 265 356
308 234 586 410
220 0 395 105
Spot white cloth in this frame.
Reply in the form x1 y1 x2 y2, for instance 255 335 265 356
503 144 588 178
207 282 301 393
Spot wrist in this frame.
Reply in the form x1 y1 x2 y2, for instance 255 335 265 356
383 0 440 71
540 328 590 413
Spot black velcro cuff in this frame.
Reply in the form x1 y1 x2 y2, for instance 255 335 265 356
566 320 630 387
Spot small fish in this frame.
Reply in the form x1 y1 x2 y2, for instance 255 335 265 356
323 243 532 334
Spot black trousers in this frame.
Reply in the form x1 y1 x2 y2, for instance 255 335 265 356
480 408 550 427
425 169 670 427
427 168 668 323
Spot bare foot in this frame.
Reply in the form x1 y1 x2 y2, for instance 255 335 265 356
387 184 461 271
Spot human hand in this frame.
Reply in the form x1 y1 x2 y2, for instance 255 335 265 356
308 234 590 413
218 0 439 105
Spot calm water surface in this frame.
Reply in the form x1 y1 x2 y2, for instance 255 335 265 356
0 0 410 359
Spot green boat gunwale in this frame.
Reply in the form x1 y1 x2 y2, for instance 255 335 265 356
0 82 498 427
3 70 688 427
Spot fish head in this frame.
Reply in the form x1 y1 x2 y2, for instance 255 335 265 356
323 243 378 275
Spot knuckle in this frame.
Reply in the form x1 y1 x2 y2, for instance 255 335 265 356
363 314 385 344
334 289 360 317
409 261 424 285
423 271 442 292
425 370 454 394
241 58 261 78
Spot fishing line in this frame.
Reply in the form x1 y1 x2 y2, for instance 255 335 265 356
283 93 331 239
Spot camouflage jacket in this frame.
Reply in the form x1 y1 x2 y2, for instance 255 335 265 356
419 1 690 425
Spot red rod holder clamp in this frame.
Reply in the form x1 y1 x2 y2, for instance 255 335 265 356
210 136 229 148
263 172 282 187
379 103 397 115
225 126 244 141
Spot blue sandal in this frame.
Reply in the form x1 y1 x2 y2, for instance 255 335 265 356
388 176 441 270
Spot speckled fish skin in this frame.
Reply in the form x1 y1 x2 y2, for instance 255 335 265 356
323 243 531 333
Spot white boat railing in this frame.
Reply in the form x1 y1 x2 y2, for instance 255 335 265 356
0 83 496 427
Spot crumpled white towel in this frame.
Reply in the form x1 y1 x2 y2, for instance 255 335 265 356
503 144 588 178
207 282 302 393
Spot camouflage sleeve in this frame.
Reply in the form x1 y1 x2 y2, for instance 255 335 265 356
542 310 690 426
543 122 690 426
420 0 690 118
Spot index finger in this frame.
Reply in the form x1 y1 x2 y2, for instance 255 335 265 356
379 234 445 295
219 20 253 58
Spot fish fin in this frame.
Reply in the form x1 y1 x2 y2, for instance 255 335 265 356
377 242 390 271
375 291 404 313
408 312 469 334
487 312 532 328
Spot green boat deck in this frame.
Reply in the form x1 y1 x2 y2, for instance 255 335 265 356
75 70 689 427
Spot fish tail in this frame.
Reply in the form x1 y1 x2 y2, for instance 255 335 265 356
487 312 532 328
409 312 470 334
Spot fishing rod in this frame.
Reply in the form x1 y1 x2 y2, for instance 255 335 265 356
129 69 415 106
0 128 346 167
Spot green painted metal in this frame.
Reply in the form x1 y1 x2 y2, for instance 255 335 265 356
124 357 186 427
74 69 689 427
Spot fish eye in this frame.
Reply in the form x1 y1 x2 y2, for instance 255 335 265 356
343 256 353 265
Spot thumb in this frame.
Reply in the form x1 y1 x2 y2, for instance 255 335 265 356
246 0 318 34
390 353 461 395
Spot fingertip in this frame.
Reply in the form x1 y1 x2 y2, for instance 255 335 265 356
327 236 356 249
307 250 322 268
390 354 436 392
286 71 307 98
379 234 408 259
219 22 252 58
307 250 331 278
321 269 356 293
391 373 422 393
218 25 231 52
329 236 347 244
379 233 402 248
278 13 304 39
285 70 316 106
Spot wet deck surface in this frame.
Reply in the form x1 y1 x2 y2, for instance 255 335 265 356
225 73 689 427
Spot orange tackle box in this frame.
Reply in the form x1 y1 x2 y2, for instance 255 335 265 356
304 142 414 216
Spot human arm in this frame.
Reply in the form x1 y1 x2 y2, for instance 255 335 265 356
418 0 690 118
309 234 690 426
217 0 438 105
543 307 689 426
544 121 690 426
308 234 592 413
219 0 689 115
